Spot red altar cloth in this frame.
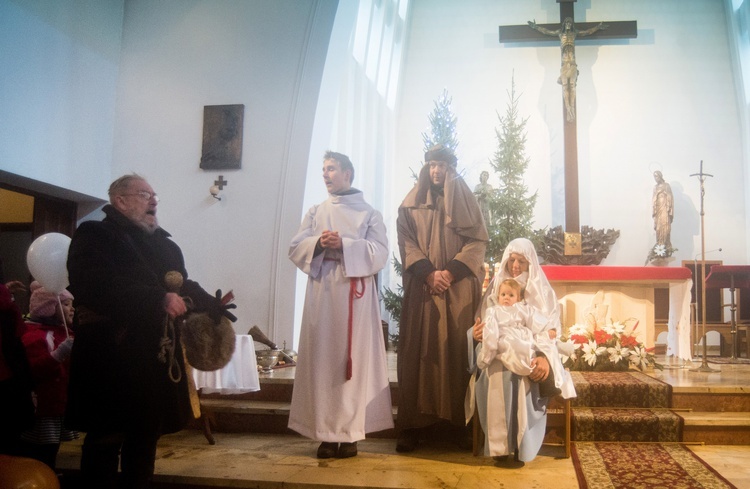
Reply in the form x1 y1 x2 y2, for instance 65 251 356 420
705 266 750 289
541 266 692 283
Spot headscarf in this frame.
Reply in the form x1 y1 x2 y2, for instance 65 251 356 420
480 238 561 333
400 164 488 244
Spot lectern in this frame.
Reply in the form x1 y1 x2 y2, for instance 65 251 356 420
705 265 750 361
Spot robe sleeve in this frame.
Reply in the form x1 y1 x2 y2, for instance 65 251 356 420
288 205 326 278
397 206 430 271
341 209 389 277
451 236 487 280
478 306 509 369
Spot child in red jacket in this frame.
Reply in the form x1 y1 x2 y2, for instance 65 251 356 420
19 281 78 469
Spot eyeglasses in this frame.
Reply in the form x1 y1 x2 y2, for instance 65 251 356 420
121 191 159 202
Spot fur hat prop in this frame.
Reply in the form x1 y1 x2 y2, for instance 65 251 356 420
181 312 236 371
424 144 457 167
29 281 73 320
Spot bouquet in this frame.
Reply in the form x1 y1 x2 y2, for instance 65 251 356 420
646 243 677 264
561 318 663 372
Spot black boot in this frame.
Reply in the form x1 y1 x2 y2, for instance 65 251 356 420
396 428 419 453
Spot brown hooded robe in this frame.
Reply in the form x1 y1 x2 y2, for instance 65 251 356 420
396 164 488 429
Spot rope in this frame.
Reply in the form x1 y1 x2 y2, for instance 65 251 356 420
347 277 366 380
158 315 182 383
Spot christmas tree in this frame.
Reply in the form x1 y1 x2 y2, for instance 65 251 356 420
422 88 459 154
485 77 538 266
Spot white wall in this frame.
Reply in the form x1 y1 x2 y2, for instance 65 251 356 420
392 0 746 271
0 0 123 198
724 0 750 259
1 0 338 349
110 0 337 347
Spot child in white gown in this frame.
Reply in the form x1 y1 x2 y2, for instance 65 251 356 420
476 278 572 398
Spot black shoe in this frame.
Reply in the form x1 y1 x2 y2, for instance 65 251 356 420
395 428 419 453
493 450 525 468
337 442 358 458
317 442 338 459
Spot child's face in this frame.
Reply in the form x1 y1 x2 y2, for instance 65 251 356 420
497 284 519 306
60 298 75 326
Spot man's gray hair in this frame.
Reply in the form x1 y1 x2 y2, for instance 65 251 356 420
108 173 146 203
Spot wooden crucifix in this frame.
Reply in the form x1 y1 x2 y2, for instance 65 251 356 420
499 0 636 252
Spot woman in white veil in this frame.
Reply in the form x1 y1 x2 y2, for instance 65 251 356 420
467 238 574 465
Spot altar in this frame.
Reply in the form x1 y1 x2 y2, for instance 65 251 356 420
542 266 693 359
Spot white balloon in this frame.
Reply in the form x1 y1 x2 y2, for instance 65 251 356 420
26 233 71 294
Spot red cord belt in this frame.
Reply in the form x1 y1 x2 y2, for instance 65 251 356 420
347 277 366 380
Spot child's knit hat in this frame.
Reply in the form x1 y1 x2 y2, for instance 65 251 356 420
29 281 73 319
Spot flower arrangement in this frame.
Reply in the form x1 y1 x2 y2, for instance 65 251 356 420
561 318 663 372
646 243 677 264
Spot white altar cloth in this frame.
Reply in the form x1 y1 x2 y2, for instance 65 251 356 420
192 335 260 394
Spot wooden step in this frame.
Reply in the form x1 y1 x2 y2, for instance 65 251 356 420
196 398 398 443
680 411 750 445
672 390 750 412
201 398 290 415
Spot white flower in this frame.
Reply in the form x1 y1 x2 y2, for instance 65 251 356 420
606 343 629 364
630 345 649 370
559 339 577 364
603 321 626 336
568 323 588 336
582 341 606 367
653 244 667 257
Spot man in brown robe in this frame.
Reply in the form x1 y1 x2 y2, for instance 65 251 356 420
395 144 488 452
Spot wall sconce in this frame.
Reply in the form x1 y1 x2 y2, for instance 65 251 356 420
210 175 228 201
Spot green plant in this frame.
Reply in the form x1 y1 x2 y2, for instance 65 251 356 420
484 75 538 266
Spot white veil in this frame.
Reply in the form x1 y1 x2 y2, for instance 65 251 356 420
479 238 561 334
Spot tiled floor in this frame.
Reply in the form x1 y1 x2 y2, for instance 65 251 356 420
54 354 750 488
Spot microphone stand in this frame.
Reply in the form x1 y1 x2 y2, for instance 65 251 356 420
689 161 719 373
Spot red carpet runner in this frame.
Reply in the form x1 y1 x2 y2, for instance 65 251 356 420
570 371 683 442
572 442 737 489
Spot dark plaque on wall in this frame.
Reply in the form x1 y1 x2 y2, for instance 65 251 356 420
200 104 244 170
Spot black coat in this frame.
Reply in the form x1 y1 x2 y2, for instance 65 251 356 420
66 205 217 434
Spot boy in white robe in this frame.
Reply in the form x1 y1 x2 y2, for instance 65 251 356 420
288 151 393 459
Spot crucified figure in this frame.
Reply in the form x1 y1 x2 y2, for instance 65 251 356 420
528 17 608 121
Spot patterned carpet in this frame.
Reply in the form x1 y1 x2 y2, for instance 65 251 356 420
571 371 672 408
570 371 682 442
572 442 737 489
